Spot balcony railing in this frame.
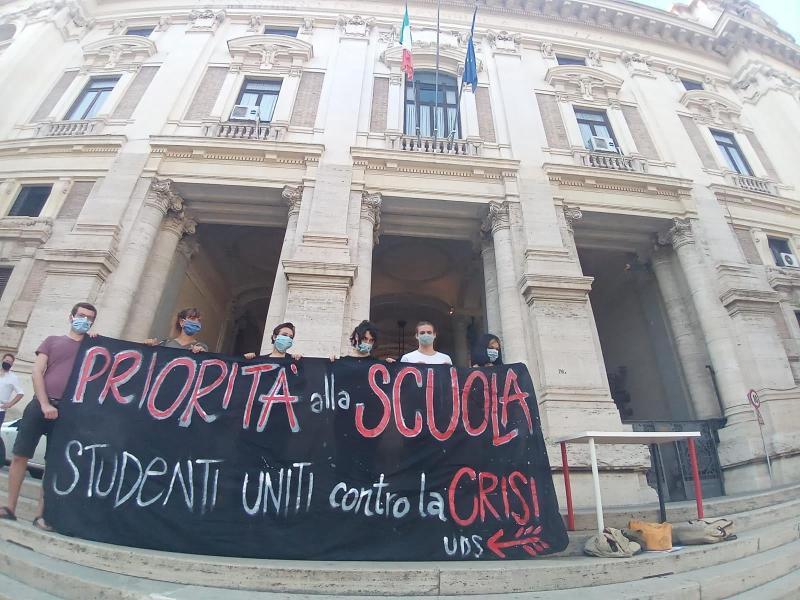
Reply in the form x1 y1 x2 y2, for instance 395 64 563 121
204 121 285 141
730 173 774 195
388 134 482 156
39 120 99 137
577 150 646 173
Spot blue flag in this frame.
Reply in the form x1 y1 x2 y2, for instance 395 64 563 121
462 7 478 92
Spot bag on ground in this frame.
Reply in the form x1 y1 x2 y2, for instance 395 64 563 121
626 519 673 551
672 518 734 545
583 527 641 558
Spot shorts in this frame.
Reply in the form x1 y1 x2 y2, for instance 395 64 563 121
12 398 58 459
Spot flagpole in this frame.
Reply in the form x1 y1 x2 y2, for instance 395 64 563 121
451 5 478 143
433 0 441 151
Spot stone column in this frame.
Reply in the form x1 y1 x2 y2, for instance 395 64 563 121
350 191 381 331
481 238 502 338
263 185 303 343
452 314 470 367
96 179 182 337
386 72 403 132
484 201 526 362
650 245 721 420
149 236 200 339
124 213 197 341
658 219 750 422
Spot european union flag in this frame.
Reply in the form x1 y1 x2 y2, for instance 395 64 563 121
462 7 478 93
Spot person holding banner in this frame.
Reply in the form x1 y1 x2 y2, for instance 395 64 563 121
331 320 396 362
145 307 208 353
400 321 452 365
0 302 98 528
471 334 504 367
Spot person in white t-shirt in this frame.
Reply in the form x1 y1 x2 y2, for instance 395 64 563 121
400 321 452 365
0 353 25 429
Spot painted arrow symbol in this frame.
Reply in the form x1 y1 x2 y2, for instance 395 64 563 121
487 525 550 559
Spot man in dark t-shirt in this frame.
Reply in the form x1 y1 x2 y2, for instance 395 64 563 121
0 302 98 529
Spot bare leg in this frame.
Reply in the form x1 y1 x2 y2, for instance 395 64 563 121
5 455 29 515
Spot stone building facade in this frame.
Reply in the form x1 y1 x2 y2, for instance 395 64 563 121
0 0 799 508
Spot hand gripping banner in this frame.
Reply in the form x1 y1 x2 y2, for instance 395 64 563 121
44 337 569 560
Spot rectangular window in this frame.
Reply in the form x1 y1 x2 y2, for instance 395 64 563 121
125 26 154 37
681 78 703 91
768 237 798 268
7 185 52 218
795 311 800 330
556 55 586 66
65 76 120 120
0 267 12 302
264 27 298 36
404 71 461 138
574 108 618 150
711 129 753 176
236 79 281 121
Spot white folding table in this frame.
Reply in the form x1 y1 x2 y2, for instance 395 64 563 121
553 431 704 533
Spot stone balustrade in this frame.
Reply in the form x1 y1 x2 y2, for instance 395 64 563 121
388 134 482 156
204 121 285 141
730 173 774 195
576 149 646 173
40 120 99 137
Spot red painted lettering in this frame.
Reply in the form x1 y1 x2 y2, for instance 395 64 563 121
256 368 299 432
425 368 459 441
72 346 112 403
221 362 238 410
461 371 490 436
179 359 228 427
98 350 143 405
146 357 197 420
356 364 391 438
241 363 279 429
508 471 531 525
491 372 518 446
502 369 533 434
478 471 501 522
448 467 478 527
392 367 423 438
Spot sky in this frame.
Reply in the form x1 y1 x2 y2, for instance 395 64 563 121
633 0 800 43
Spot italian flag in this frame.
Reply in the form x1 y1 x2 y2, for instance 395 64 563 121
400 4 414 80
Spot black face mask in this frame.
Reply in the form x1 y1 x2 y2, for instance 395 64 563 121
1 362 11 371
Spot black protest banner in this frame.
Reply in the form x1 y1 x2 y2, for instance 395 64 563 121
43 336 568 561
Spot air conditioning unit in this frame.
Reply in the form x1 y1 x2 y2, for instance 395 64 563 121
229 105 259 121
780 252 799 268
588 135 618 153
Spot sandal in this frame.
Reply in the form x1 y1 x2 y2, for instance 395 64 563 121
0 507 16 521
32 516 53 532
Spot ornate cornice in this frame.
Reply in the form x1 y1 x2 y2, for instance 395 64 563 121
544 66 623 108
337 14 375 38
680 90 742 126
381 43 472 77
733 61 800 104
227 34 313 73
519 273 594 304
82 35 156 71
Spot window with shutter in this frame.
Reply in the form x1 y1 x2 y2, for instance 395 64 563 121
0 267 12 301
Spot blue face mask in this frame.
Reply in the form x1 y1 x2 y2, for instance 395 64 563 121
274 334 293 353
418 333 435 346
182 320 202 336
487 348 499 363
71 316 93 334
357 341 373 354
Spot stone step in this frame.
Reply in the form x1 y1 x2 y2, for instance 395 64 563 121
0 468 43 501
1 514 798 595
729 567 800 600
0 570 62 600
2 527 799 600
